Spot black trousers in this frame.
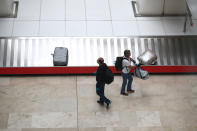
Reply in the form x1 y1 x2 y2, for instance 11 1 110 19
96 82 110 104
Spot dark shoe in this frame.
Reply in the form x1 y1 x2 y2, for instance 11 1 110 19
127 90 135 93
120 92 128 96
106 101 112 109
97 100 104 105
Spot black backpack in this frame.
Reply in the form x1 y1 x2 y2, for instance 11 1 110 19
115 57 127 71
104 67 114 84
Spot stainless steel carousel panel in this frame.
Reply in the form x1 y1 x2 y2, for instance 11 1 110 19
0 36 196 67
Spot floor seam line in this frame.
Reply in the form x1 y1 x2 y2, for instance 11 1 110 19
76 75 79 131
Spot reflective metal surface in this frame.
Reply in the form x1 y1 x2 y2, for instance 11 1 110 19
0 36 196 67
132 1 186 17
0 1 19 18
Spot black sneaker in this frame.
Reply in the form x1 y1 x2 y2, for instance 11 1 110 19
97 100 104 105
127 90 135 93
106 101 112 109
120 92 128 96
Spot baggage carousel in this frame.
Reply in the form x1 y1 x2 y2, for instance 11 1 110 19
0 36 197 75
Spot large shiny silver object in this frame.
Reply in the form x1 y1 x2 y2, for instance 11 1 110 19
0 36 196 67
137 49 157 65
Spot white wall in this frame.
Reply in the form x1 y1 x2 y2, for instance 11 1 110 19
0 0 196 37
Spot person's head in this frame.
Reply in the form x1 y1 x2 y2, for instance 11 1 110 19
97 57 104 65
124 50 131 58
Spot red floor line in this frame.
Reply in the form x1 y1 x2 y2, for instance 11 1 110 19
0 66 197 75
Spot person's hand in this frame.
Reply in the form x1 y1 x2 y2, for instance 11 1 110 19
130 58 136 64
136 64 141 67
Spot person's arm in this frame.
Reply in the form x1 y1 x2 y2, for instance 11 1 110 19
128 65 135 70
130 58 136 64
125 59 135 70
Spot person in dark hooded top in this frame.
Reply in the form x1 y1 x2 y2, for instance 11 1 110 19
96 57 111 108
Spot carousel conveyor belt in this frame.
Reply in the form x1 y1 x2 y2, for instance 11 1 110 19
0 36 197 74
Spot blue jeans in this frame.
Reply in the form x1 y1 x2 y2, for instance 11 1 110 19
121 72 133 94
96 82 110 104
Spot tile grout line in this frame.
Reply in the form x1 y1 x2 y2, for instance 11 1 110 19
65 0 67 36
136 18 141 36
84 0 88 36
38 0 43 36
76 75 79 131
107 0 114 36
161 18 167 36
11 19 15 37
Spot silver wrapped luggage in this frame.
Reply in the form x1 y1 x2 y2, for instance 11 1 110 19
53 47 68 66
134 66 149 80
137 49 157 65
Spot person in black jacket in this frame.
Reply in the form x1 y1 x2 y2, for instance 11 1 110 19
96 57 111 108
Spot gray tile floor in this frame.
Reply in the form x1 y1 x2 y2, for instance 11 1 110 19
0 75 197 131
